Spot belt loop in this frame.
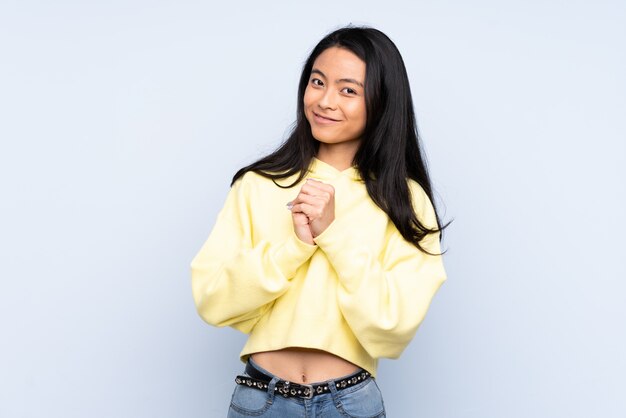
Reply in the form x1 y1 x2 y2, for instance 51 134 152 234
326 377 342 407
327 377 340 395
266 376 279 403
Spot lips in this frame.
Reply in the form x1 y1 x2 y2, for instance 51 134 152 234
313 112 340 123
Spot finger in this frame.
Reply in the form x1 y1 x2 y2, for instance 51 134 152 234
291 203 321 219
299 183 333 200
291 211 310 226
292 193 324 206
305 179 335 195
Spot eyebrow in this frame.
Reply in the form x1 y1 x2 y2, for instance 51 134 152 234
310 69 364 88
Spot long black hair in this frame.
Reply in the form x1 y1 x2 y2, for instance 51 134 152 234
232 25 451 255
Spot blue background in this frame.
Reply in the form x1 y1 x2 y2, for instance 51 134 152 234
1 1 624 417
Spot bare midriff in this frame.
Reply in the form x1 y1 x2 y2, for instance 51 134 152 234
251 347 361 384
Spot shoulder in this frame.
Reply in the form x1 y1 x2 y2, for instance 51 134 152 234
218 171 282 220
407 179 429 208
407 179 438 229
231 170 275 192
230 170 303 205
233 170 303 192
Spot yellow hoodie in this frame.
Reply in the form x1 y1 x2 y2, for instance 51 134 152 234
190 157 447 377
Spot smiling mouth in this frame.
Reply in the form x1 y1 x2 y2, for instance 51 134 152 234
313 112 340 122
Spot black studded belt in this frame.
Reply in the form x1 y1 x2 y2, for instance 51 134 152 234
235 360 372 400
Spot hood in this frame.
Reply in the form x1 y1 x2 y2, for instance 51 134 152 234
307 157 362 182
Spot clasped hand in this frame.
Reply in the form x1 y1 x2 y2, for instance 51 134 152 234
287 178 335 245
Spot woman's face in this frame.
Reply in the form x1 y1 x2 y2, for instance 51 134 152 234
303 46 367 151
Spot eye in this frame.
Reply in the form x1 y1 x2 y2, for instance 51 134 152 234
311 78 324 87
342 87 358 95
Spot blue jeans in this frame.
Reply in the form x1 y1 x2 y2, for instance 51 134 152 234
227 357 386 417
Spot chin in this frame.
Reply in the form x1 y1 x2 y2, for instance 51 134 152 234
311 133 342 144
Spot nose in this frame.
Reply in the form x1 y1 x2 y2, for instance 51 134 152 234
317 88 337 110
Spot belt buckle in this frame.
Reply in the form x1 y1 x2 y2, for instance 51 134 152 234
299 383 314 399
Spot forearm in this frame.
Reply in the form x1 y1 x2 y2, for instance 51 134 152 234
191 230 317 328
314 218 447 358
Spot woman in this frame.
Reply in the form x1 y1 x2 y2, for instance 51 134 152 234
191 25 450 417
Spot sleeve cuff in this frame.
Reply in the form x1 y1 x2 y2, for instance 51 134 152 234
312 217 353 258
273 232 318 279
313 217 365 288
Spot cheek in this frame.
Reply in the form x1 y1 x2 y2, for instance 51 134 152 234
303 87 315 109
348 102 367 125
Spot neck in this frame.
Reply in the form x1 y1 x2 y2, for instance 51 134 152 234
316 141 360 171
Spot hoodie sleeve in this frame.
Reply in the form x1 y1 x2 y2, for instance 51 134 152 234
190 174 318 333
312 181 447 358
